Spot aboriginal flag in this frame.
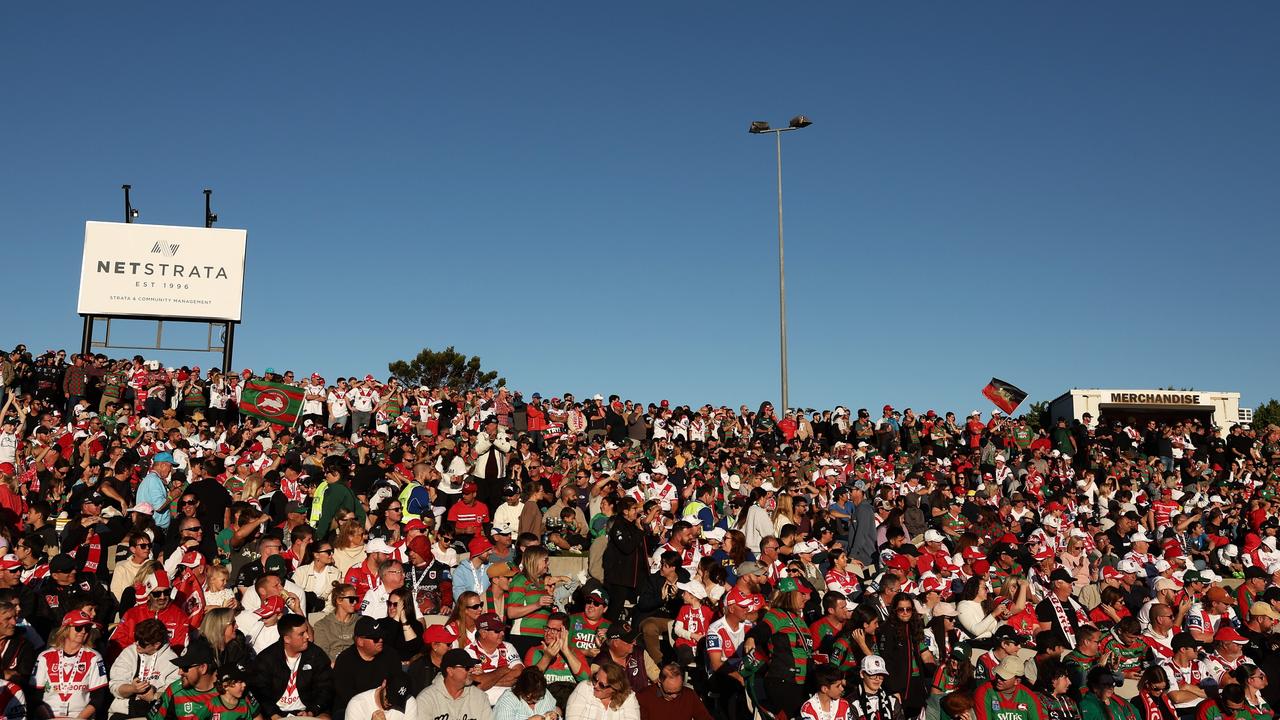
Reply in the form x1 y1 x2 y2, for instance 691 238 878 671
982 378 1028 415
238 379 304 426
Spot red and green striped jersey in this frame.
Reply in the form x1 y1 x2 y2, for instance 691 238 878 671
207 694 261 720
509 573 551 638
567 613 610 655
148 681 219 720
974 681 1045 720
762 609 813 683
1102 631 1148 675
525 646 589 685
830 635 863 671
992 562 1024 591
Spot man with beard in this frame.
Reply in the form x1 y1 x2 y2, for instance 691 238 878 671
107 569 190 660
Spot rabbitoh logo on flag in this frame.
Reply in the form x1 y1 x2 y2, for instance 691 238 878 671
150 241 181 256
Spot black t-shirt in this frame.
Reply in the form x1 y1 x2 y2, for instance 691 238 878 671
187 478 232 532
332 645 403 718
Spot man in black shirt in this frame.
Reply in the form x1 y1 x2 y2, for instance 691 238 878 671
185 459 232 533
332 617 402 718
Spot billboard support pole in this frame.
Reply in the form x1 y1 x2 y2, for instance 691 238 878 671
223 322 236 374
80 316 93 356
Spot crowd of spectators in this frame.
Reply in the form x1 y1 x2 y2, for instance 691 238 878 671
1 345 1280 720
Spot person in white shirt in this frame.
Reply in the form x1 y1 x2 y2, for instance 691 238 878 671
345 673 418 720
327 379 351 433
236 575 304 653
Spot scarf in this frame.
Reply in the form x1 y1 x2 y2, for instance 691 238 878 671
1048 594 1086 648
80 530 102 574
1140 691 1178 720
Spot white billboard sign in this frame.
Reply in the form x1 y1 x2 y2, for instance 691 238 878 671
77 221 248 321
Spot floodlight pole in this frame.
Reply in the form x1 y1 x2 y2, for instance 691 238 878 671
749 118 811 415
123 184 135 224
204 188 217 228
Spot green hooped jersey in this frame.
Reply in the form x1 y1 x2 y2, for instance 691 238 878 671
974 683 1044 720
509 573 551 638
762 609 812 683
567 613 610 654
148 682 219 720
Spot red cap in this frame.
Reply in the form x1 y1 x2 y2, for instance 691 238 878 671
1214 626 1248 644
468 537 494 557
883 405 894 412
972 559 991 575
0 463 14 476
403 519 428 533
1101 566 1125 581
461 481 478 494
254 595 285 618
423 623 457 644
886 554 912 572
0 555 20 571
62 610 99 629
661 399 669 407
962 546 985 561
926 410 937 417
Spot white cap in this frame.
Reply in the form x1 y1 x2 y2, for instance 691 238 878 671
761 481 779 493
637 472 651 484
794 541 822 554
364 538 395 555
1043 515 1061 528
676 581 708 600
1050 450 1061 458
924 529 945 544
824 469 838 477
995 454 1006 462
970 410 981 417
992 410 1003 416
703 527 726 542
861 655 889 676
1200 569 1221 583
651 464 668 476
727 474 742 490
1153 558 1172 572
1155 577 1179 591
1129 531 1152 543
1266 561 1280 576
931 602 958 618
1225 544 1239 557
1117 559 1142 574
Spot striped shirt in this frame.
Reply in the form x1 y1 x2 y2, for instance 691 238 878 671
508 573 551 638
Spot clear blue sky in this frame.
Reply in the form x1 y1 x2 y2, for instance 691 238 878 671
3 3 1278 415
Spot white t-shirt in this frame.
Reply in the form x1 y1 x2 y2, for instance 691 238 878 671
347 388 379 413
345 686 417 720
303 384 326 415
327 391 350 419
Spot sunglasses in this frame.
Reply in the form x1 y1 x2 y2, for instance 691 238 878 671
387 506 402 511
595 681 612 690
587 600 606 607
150 590 168 598
316 548 334 554
896 606 914 613
339 596 359 602
134 543 151 549
466 604 483 610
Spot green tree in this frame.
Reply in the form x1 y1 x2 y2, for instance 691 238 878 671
1021 400 1050 431
387 346 505 392
1253 399 1280 430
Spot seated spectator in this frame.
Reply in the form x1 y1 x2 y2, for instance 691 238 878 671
332 617 403 719
107 618 179 719
250 614 334 720
313 581 362 661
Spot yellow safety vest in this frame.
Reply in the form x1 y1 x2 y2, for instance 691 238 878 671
398 482 422 522
309 481 329 525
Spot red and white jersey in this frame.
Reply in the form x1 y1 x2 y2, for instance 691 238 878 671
1153 500 1180 528
1142 630 1175 661
650 542 704 574
1029 529 1066 554
33 646 107 719
303 384 326 415
706 617 752 659
347 387 379 412
799 695 853 720
326 391 350 417
1185 604 1236 635
646 480 679 510
1124 551 1155 568
344 563 379 601
1161 659 1211 708
20 563 48 585
674 604 715 648
1202 652 1247 683
825 569 860 598
466 640 522 671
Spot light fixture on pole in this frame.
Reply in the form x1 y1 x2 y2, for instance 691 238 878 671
204 189 218 228
122 184 139 223
748 115 812 415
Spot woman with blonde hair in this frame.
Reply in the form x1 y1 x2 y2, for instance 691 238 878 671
771 493 798 536
198 606 252 670
313 581 362 660
34 611 106 719
446 590 484 648
331 520 367 576
566 662 640 720
507 545 565 657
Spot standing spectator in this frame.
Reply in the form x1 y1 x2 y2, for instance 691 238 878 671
603 498 646 625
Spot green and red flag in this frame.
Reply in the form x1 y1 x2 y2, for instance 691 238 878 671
982 378 1028 415
238 379 304 426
